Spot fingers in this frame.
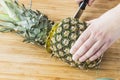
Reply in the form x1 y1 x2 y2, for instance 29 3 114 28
78 40 103 62
70 28 91 54
72 34 96 61
75 0 83 4
89 41 110 61
88 0 95 6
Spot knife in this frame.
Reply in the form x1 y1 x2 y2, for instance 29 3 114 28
73 0 89 19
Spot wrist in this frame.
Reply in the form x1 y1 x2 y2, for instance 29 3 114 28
114 4 120 11
111 4 120 18
116 4 120 8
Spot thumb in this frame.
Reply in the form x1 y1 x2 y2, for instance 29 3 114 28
86 19 98 24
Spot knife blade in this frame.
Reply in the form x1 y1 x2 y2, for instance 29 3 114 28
74 0 89 19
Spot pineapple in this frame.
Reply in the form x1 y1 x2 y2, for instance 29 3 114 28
0 0 103 69
0 0 53 45
46 17 102 69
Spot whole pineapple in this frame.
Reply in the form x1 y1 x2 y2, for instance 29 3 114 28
46 17 102 69
0 0 103 69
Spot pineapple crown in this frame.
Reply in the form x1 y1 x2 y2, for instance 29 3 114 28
0 0 54 45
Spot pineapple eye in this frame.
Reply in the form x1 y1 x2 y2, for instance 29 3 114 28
57 43 62 49
50 46 53 50
63 31 70 37
64 48 70 54
71 26 77 32
56 34 62 42
59 51 64 56
63 18 70 23
57 27 62 33
53 52 59 57
62 39 69 46
70 62 76 67
52 45 57 51
51 37 56 43
70 33 77 40
63 24 69 29
66 56 72 61
79 24 85 30
88 63 96 68
71 20 77 25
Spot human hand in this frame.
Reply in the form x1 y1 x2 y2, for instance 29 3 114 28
75 0 95 6
70 4 120 62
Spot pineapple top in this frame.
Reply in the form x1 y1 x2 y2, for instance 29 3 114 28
0 0 53 45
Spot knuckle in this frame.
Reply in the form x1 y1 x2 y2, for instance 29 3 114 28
75 53 81 57
80 37 86 42
93 47 98 51
97 32 104 38
94 31 105 40
85 54 90 59
100 46 105 52
84 44 90 50
72 46 79 51
106 37 112 44
91 45 98 52
93 31 97 36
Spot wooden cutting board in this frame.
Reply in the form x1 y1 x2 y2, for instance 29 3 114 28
0 0 120 80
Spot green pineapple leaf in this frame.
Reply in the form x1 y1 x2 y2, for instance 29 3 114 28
0 0 54 45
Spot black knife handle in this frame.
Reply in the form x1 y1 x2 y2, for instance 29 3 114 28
79 0 89 10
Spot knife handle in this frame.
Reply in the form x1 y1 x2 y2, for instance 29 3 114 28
79 0 89 10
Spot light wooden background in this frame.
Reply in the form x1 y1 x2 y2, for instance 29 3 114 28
0 0 120 80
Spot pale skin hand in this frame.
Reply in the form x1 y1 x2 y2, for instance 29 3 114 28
70 4 120 62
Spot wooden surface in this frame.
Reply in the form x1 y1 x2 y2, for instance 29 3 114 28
0 0 120 80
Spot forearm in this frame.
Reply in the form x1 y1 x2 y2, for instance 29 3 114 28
113 4 120 21
99 4 120 21
114 4 120 13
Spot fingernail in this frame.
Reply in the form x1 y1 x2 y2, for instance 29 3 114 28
79 58 82 62
72 56 75 61
70 46 77 54
79 58 85 62
70 48 74 54
72 55 77 61
89 58 94 61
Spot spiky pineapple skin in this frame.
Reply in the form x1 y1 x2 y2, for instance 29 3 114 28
46 17 102 69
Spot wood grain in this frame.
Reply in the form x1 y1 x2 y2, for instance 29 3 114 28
0 0 120 80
